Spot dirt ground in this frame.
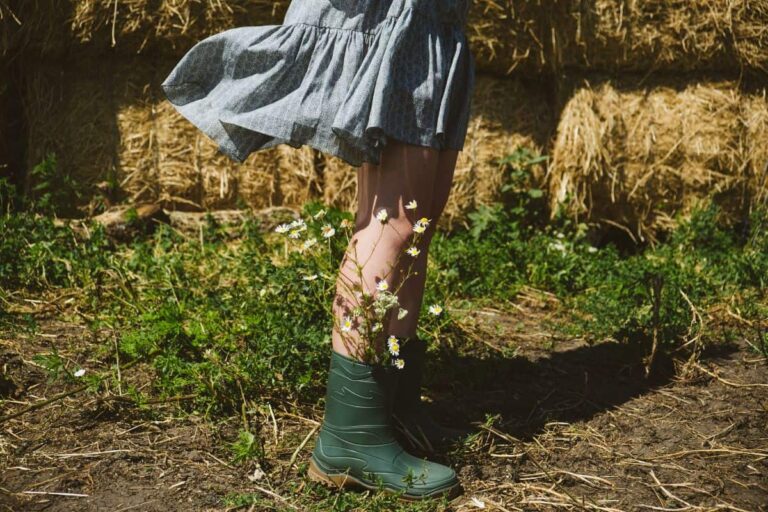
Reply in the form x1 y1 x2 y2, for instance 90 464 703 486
1 297 766 511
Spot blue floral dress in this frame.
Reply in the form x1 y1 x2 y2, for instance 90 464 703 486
161 0 475 168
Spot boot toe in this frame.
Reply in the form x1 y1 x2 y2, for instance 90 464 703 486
392 452 461 498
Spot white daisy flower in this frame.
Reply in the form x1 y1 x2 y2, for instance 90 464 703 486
405 199 418 210
386 335 400 356
428 304 443 316
74 368 85 377
288 229 302 239
375 208 389 223
397 308 408 320
340 316 353 332
339 218 352 229
321 224 335 238
274 223 291 234
302 237 317 250
406 246 420 257
392 358 405 370
376 280 389 292
412 217 430 234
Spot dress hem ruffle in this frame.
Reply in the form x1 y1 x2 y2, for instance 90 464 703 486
160 3 474 168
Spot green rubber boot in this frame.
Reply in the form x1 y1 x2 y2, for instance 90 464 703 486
308 350 462 500
392 337 471 453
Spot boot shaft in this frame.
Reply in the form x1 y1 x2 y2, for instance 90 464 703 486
321 350 399 435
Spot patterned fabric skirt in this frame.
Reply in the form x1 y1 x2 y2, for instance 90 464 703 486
160 0 475 168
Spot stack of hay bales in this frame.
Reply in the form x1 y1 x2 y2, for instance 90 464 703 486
4 0 768 241
547 80 768 243
542 1 768 242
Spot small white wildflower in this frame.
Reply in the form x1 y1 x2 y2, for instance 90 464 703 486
412 217 430 233
406 246 420 257
387 335 400 356
321 224 336 238
288 218 306 230
74 368 85 377
274 223 291 234
428 304 443 316
302 274 318 281
288 229 302 239
397 308 408 320
556 232 565 239
339 218 353 229
313 208 327 219
376 208 389 223
405 199 418 210
372 322 383 332
340 316 353 332
376 280 389 292
302 237 318 250
392 358 405 370
588 246 598 253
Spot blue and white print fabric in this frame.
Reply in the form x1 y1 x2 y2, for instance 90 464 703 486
161 0 475 167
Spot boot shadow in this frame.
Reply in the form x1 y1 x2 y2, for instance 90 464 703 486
421 338 738 442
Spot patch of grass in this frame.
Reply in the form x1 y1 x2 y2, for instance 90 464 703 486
2 149 767 421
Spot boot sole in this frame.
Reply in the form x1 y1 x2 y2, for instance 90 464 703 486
307 456 462 502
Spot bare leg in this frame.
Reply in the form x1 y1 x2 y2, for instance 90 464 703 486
331 140 441 360
387 148 460 338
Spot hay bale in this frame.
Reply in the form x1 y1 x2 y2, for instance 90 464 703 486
466 0 548 75
555 0 768 74
547 80 765 243
3 0 290 59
